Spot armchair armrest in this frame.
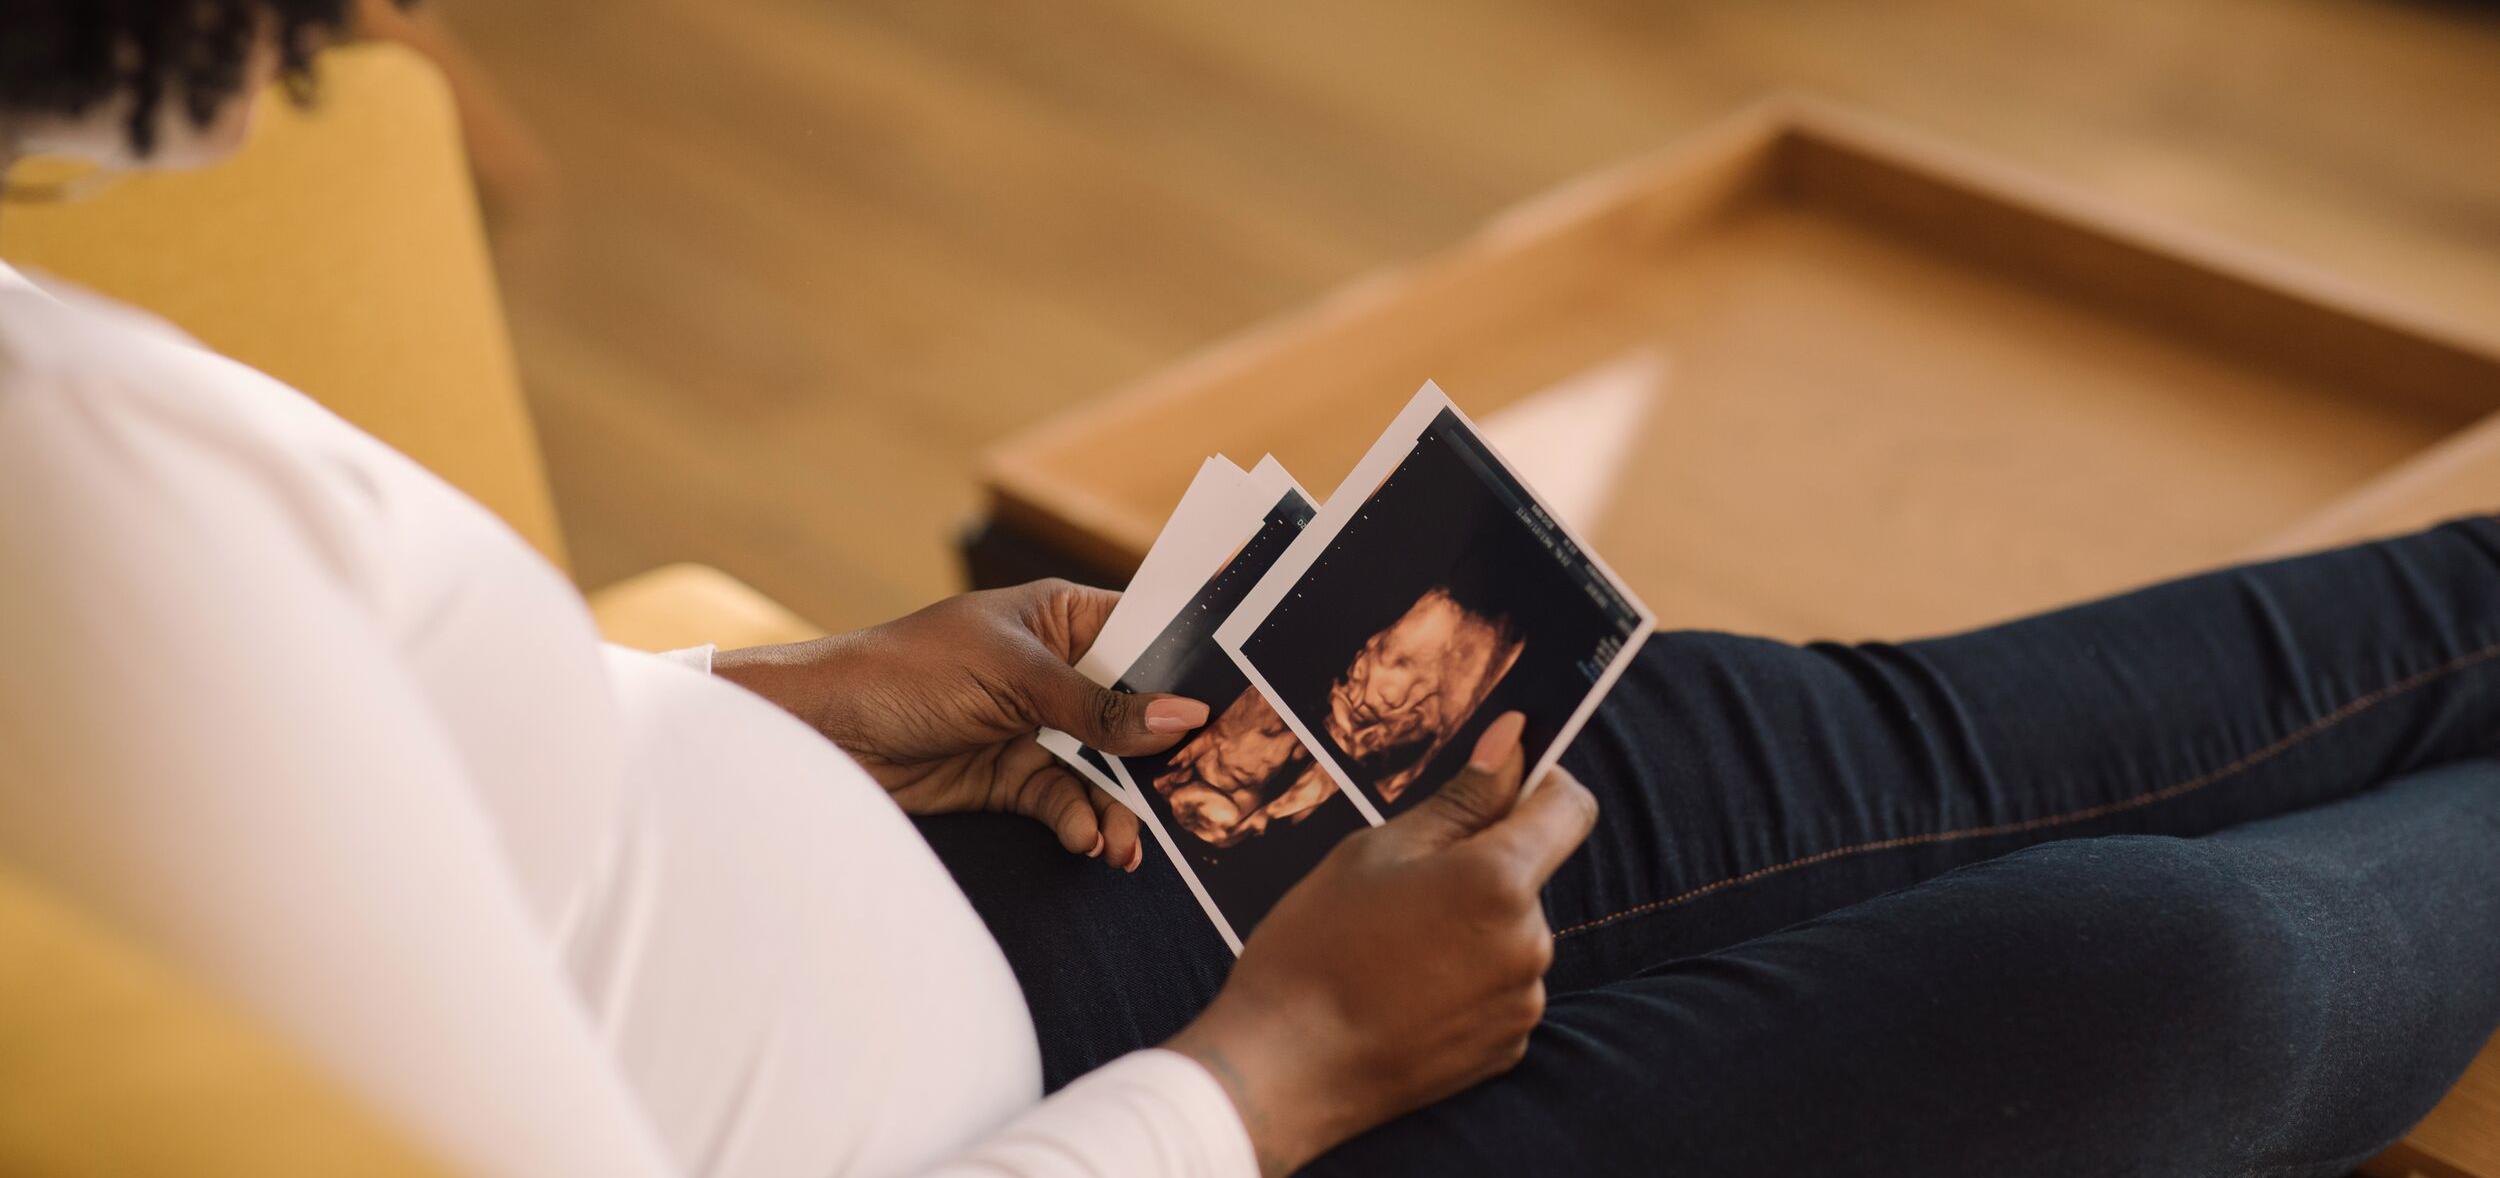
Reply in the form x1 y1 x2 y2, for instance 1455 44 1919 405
589 563 823 653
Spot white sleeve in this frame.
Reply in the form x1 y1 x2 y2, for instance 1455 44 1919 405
0 381 681 1178
922 1051 1259 1178
656 644 717 674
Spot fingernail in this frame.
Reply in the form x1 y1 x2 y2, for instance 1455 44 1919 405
1145 697 1209 734
1087 833 1104 858
1469 712 1525 770
1126 843 1144 872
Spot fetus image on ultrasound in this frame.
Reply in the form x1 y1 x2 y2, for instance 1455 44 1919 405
1323 587 1523 805
1152 687 1337 847
1156 585 1524 843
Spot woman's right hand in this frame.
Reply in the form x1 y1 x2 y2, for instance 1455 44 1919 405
1166 712 1598 1176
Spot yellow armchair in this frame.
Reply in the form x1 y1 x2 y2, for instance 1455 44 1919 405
0 42 816 653
3 44 557 564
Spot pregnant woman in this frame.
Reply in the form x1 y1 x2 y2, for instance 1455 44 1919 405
4 5 2497 1176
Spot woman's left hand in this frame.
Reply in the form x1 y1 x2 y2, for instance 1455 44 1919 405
714 579 1207 870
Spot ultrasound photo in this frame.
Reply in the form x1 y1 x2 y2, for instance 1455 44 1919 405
1218 384 1652 820
1106 489 1373 952
1042 455 1303 821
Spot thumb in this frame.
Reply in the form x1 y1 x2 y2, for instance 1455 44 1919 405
1393 711 1527 846
1027 655 1208 756
1476 765 1600 886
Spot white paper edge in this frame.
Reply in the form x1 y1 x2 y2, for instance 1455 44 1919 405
1036 729 1149 819
1076 456 1251 680
1245 453 1311 509
1109 757 1246 955
1214 381 1658 812
1073 457 1298 683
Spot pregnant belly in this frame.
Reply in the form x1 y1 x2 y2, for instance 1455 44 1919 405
573 648 1041 1178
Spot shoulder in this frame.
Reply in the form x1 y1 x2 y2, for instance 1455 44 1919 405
0 272 387 594
0 265 203 392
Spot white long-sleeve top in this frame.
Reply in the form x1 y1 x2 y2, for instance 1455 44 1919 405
0 261 1254 1178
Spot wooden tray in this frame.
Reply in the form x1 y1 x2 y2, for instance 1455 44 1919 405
979 98 2500 1174
979 97 2500 641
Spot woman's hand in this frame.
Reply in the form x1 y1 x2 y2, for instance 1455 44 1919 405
713 579 1207 868
1166 713 1597 1176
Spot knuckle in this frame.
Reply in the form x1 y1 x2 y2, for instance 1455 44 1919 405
1496 885 1539 926
1499 931 1547 980
1435 769 1500 821
1503 859 1546 908
1093 688 1128 735
1450 851 1512 907
1357 830 1410 870
1518 930 1555 977
1464 852 1538 915
1325 828 1387 871
1015 769 1068 815
1496 1035 1532 1071
1558 775 1599 824
928 592 980 624
1507 980 1547 1036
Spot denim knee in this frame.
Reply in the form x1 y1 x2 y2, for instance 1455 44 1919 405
1976 835 2313 1043
1968 831 2469 1175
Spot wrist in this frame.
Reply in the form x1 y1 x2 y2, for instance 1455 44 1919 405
713 635 854 731
1167 993 1367 1177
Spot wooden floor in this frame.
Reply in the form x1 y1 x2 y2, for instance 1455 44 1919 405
435 0 2500 633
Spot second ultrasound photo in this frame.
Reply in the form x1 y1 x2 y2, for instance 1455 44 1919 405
1218 385 1653 821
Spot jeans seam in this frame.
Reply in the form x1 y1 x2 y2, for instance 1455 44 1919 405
1552 636 2500 942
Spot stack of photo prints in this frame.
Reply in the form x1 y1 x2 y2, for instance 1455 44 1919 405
1040 382 1655 953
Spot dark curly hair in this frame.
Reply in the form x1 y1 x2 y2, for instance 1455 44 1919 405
0 1 415 155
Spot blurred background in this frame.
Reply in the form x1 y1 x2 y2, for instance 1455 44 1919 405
399 0 2500 632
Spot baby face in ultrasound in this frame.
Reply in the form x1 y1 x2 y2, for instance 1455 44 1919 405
1152 687 1339 847
1325 587 1523 804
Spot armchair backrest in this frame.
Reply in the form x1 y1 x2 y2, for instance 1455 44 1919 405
0 43 567 568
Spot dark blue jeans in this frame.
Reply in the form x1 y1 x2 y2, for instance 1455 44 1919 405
920 518 2500 1177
